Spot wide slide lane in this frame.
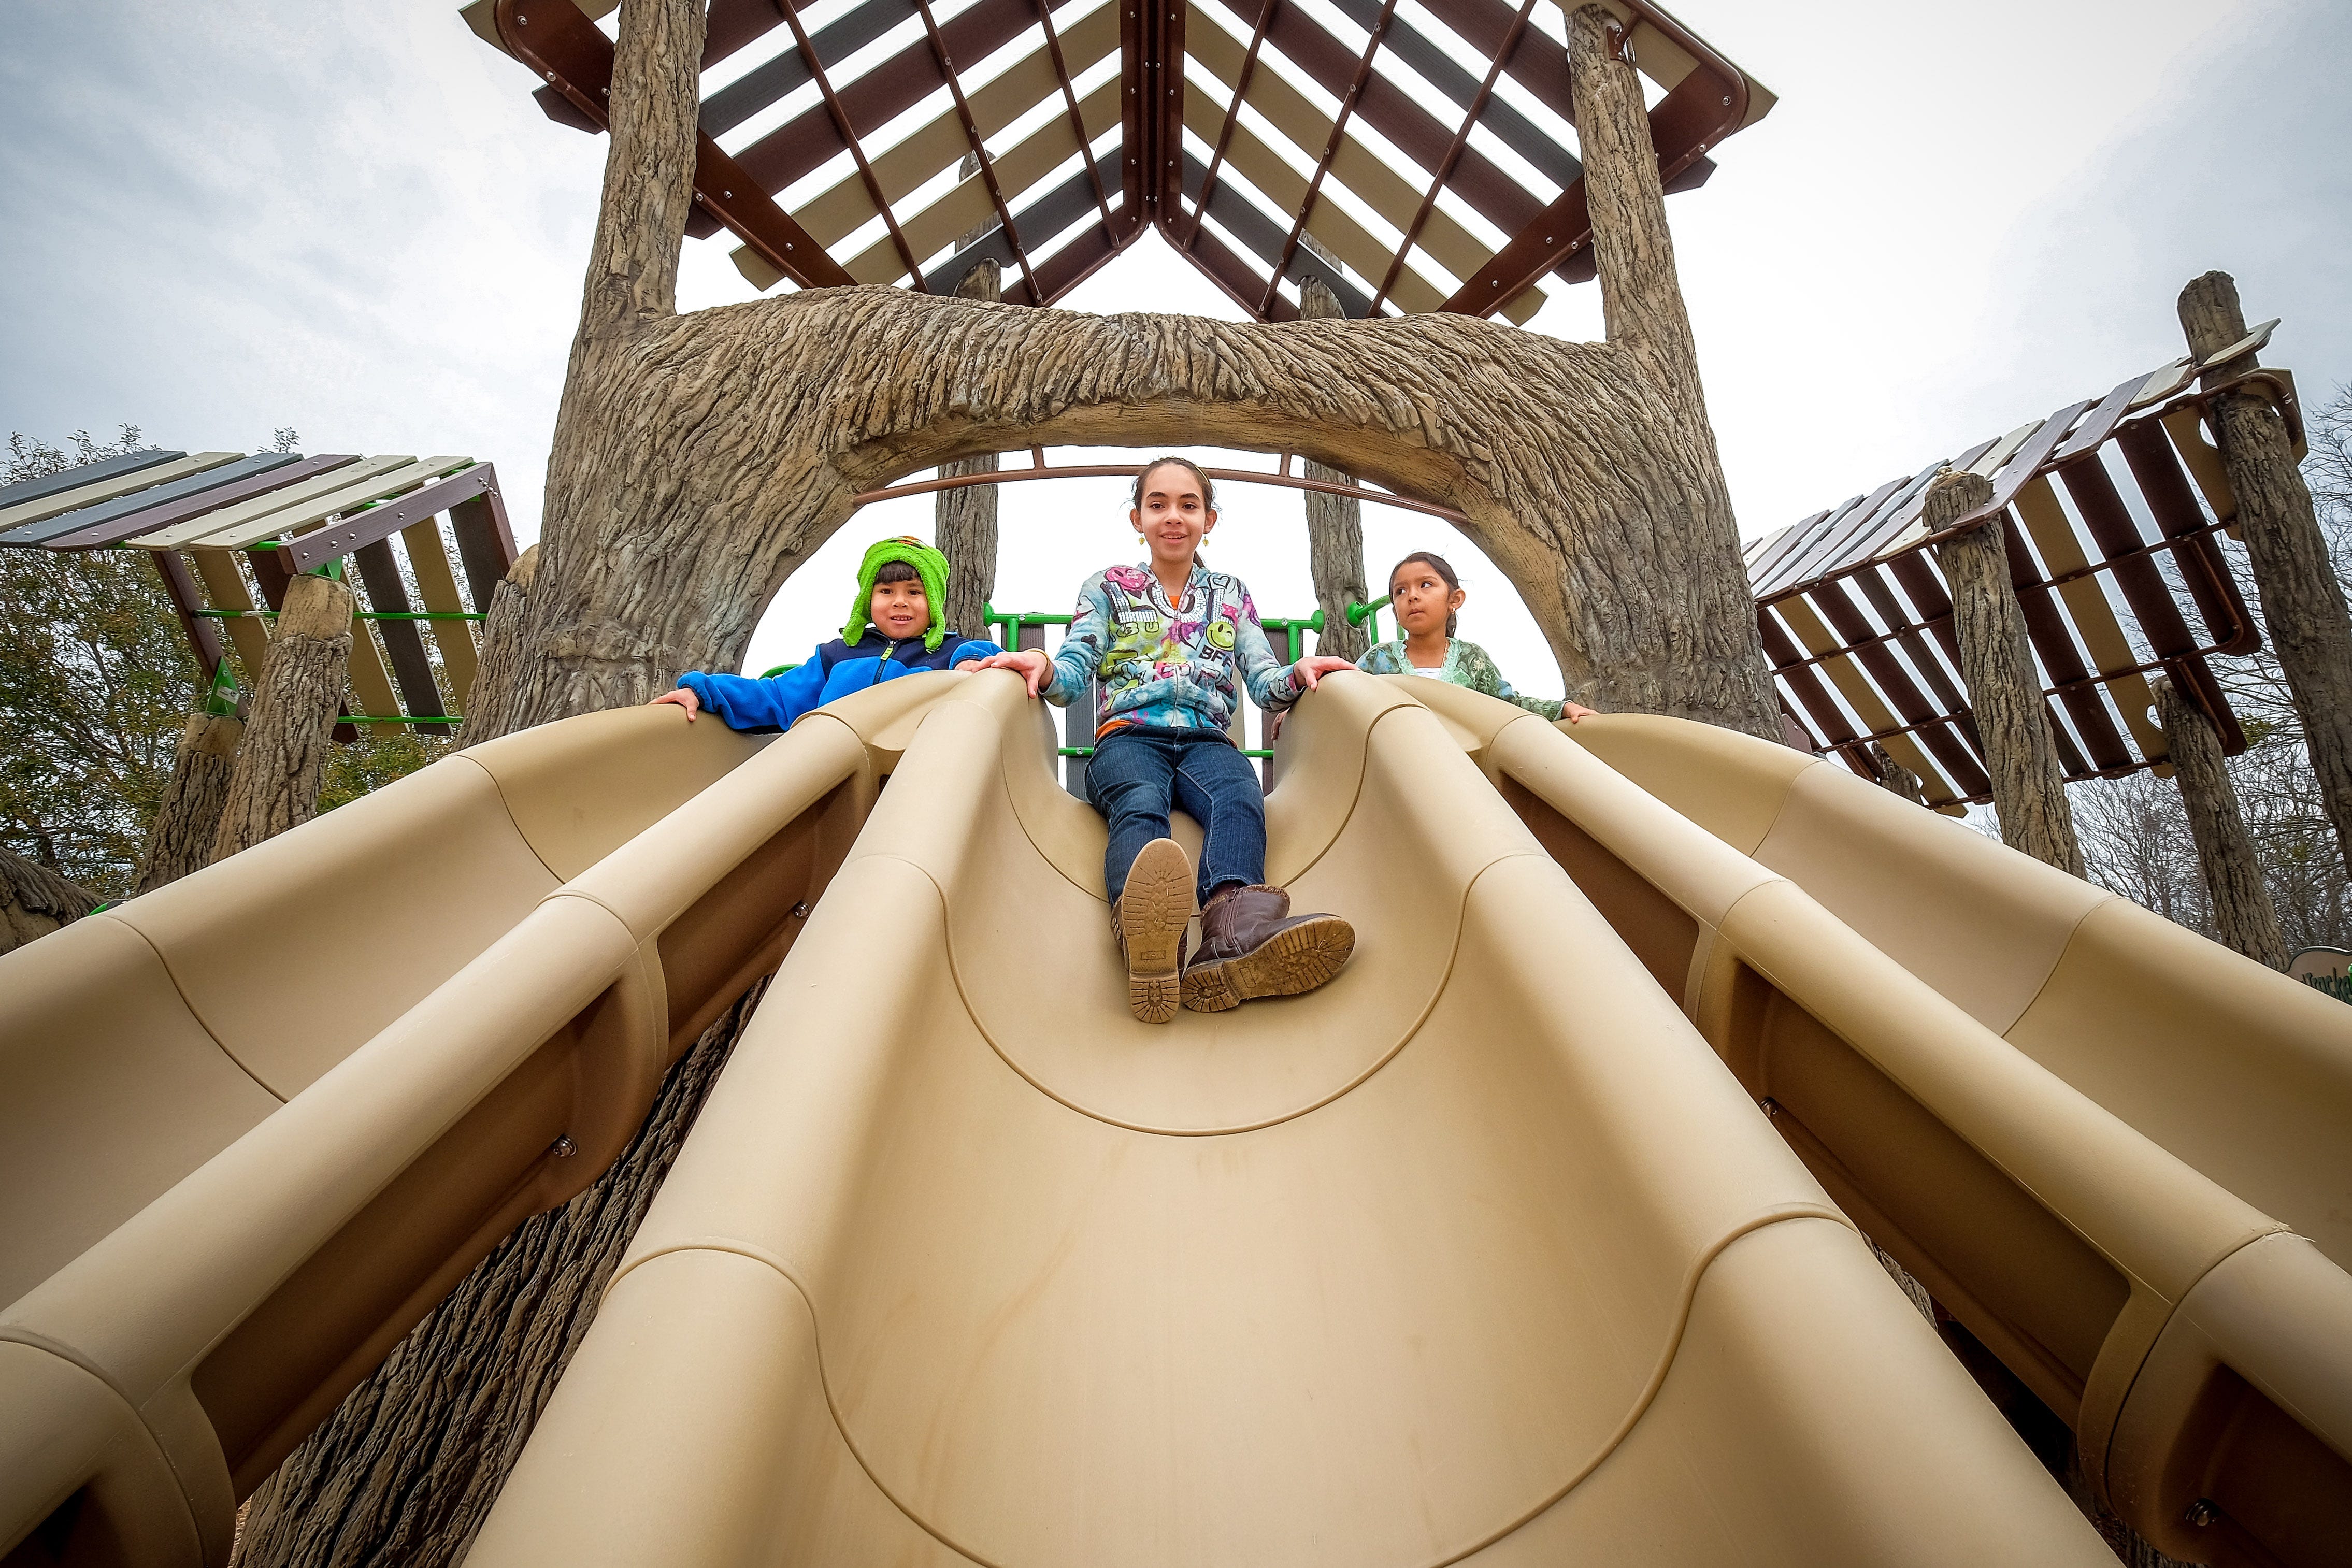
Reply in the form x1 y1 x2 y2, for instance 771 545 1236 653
468 674 2108 1566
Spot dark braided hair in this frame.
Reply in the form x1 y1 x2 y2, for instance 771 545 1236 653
1388 551 1462 638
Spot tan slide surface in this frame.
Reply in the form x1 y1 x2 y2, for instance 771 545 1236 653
465 674 2106 1567
10 669 2345 1565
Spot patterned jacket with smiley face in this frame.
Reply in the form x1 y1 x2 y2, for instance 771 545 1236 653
1043 561 1300 740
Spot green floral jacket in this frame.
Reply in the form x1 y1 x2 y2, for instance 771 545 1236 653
1355 637 1564 721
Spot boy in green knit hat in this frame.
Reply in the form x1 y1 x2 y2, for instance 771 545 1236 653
651 536 1001 730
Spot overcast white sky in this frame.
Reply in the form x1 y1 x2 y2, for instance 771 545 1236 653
4 0 2346 699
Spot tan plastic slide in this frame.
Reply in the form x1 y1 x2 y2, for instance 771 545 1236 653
1 670 2342 1567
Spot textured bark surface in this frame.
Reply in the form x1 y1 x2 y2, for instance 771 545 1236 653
212 574 353 862
937 261 1004 641
232 983 764 1568
134 712 244 893
1298 277 1370 661
463 546 537 742
0 847 101 955
1932 473 2085 875
1867 742 1927 806
2154 674 2287 968
2179 271 2352 877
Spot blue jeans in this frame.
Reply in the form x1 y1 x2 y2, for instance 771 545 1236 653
1088 728 1266 905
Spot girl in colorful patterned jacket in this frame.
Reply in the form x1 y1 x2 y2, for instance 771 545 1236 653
1356 551 1599 725
981 457 1359 1025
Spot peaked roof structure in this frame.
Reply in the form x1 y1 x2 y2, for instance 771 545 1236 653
464 0 1771 320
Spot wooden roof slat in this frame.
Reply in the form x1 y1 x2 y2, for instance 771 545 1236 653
1184 8 1492 285
2049 371 2154 466
1994 508 2133 772
2158 404 2238 531
39 455 363 551
1848 566 1976 744
732 0 1040 199
0 449 180 512
0 452 235 538
1179 150 1377 317
1417 0 1573 124
2115 421 2258 656
128 455 422 550
1256 0 1401 318
1209 0 1540 239
847 80 1121 281
1750 493 1865 588
183 549 271 681
2 452 298 548
1758 470 1913 596
1323 0 1580 191
1180 125 1443 312
353 540 453 728
401 521 483 711
794 7 1120 250
2011 476 2164 762
916 149 1125 297
1805 577 1990 795
155 458 472 552
1774 595 1957 801
1758 610 1864 752
700 0 918 138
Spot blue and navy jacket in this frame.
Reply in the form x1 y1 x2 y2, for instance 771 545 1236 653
677 629 1000 732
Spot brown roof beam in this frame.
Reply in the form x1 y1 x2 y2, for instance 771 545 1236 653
913 0 1041 300
1325 0 1578 190
733 0 1037 196
1184 0 1279 256
1439 60 1730 315
1033 0 1118 231
1208 0 1536 237
777 0 930 287
495 0 852 289
1371 0 1537 315
701 0 920 137
1256 0 1397 317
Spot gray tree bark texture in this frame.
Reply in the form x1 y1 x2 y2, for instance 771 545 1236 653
1868 742 1927 806
1298 276 1370 663
0 847 101 955
211 574 353 862
2178 271 2352 877
231 983 766 1568
936 261 1003 641
2153 674 2288 969
1931 471 2086 876
134 713 244 894
246 0 1777 1556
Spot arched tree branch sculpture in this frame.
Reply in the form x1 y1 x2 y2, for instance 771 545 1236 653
470 0 1775 743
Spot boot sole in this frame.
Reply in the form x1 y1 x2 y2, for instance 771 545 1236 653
1122 839 1193 1025
1181 915 1355 1013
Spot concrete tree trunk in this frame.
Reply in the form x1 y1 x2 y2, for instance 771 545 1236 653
2178 271 2352 876
937 261 1003 641
0 848 100 955
1298 276 1370 662
2154 674 2287 968
135 713 243 893
1931 471 2086 876
211 573 353 862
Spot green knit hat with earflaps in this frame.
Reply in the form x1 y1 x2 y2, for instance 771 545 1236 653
844 535 953 652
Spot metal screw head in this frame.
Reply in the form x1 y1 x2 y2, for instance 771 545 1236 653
551 1135 578 1158
1722 94 1730 105
791 901 812 919
2184 1500 2217 1528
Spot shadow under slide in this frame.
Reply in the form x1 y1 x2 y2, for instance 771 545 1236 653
467 673 2110 1567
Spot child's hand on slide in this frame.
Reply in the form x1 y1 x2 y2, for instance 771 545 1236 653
1562 701 1598 724
978 649 1054 696
954 658 985 671
1292 655 1357 691
649 687 701 722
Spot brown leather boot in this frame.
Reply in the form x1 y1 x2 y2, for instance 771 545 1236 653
1181 884 1354 1012
1112 838 1193 1024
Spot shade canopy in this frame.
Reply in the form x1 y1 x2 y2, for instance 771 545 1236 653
463 0 1771 320
1749 323 2299 810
